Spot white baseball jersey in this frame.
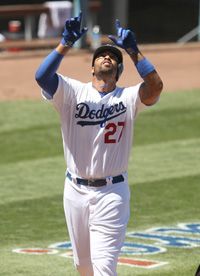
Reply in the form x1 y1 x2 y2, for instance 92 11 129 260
42 74 146 179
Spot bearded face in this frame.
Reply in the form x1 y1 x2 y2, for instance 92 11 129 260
92 51 119 80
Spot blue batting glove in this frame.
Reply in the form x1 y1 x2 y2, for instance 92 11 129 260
108 19 139 54
61 11 88 47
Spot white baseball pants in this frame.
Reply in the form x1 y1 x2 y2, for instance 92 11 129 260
63 173 130 276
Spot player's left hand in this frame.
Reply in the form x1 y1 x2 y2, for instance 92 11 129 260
108 19 139 54
61 11 88 47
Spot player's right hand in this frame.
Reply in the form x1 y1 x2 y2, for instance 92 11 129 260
61 11 88 47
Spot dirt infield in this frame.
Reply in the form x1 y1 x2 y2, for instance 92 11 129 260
0 42 200 100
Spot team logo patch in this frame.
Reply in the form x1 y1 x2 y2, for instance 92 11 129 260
75 102 127 127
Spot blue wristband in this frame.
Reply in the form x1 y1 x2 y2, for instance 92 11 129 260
136 58 155 78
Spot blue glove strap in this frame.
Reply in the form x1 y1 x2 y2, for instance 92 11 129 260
136 58 155 78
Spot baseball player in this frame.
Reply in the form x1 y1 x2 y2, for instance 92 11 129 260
35 12 163 276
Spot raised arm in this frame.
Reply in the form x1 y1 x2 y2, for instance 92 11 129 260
109 20 163 105
35 11 87 98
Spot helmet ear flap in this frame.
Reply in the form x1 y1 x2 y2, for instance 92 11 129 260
117 63 124 80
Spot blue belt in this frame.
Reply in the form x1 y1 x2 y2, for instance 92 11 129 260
66 172 124 187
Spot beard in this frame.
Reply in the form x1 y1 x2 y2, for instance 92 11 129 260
94 64 117 79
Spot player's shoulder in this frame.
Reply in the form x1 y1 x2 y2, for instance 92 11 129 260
115 83 142 98
123 83 142 93
59 74 86 88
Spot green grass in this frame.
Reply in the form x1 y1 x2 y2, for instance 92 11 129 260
0 89 200 275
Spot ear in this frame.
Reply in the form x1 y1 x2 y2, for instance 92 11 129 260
91 66 95 75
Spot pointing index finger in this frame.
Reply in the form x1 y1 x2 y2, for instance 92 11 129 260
115 19 121 30
78 11 82 23
116 19 123 37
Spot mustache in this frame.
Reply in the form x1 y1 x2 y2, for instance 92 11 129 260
102 58 112 64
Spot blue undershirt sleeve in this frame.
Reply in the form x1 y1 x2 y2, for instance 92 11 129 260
35 50 64 98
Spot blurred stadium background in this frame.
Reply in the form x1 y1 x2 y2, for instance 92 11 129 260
0 0 199 49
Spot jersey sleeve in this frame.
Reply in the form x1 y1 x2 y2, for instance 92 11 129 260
124 83 147 118
41 74 82 113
